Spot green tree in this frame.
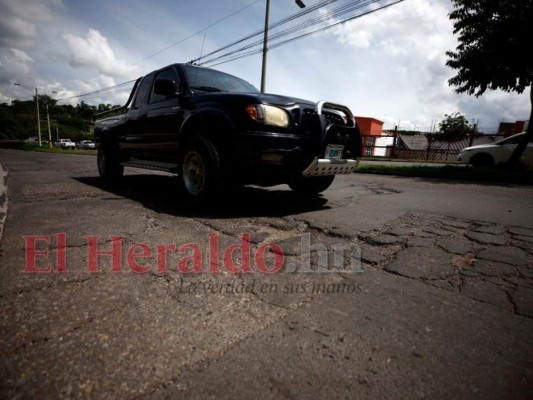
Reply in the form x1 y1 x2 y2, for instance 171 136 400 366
76 101 96 120
33 94 57 108
97 103 113 111
446 0 533 165
438 112 472 140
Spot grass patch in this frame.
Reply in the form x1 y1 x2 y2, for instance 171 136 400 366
19 143 97 156
356 164 533 184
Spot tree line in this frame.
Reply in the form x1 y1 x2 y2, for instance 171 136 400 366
0 95 119 141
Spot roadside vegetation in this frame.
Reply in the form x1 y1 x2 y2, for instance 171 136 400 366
356 163 532 184
19 143 96 156
0 96 116 142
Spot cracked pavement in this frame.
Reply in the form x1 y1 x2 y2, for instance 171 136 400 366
1 149 533 399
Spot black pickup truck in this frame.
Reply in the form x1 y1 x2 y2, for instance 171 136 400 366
94 63 362 200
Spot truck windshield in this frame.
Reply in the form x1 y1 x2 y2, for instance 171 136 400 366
183 65 259 94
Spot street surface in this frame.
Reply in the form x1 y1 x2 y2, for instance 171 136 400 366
1 149 532 399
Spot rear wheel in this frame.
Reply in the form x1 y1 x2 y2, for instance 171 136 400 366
289 175 335 195
179 137 224 202
470 153 494 167
97 145 124 182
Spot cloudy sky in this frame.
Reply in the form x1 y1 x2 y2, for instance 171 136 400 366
0 0 529 132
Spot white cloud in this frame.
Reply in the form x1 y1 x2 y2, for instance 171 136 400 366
322 0 529 131
0 17 38 50
0 48 35 84
0 0 64 50
60 29 139 80
50 74 133 107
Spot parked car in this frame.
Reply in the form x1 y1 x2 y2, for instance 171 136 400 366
77 140 96 150
457 132 533 167
54 138 76 150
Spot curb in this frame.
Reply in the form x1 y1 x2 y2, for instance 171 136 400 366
0 164 7 247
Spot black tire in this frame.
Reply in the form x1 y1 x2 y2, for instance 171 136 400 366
470 153 494 167
179 137 224 202
289 175 335 195
97 145 124 182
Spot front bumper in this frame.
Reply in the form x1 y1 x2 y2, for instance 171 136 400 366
302 158 359 177
232 100 362 182
232 129 359 182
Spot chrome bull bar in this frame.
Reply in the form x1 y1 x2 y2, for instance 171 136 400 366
302 158 359 177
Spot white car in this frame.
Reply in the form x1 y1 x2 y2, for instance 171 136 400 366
54 138 76 150
457 132 533 167
77 140 96 150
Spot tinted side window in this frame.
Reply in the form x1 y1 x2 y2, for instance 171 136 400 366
149 68 179 104
133 74 153 108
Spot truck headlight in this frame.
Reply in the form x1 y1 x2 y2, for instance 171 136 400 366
246 104 289 128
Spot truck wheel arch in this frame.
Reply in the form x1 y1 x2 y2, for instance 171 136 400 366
178 109 235 152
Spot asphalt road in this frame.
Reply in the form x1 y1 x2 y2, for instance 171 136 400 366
1 149 532 399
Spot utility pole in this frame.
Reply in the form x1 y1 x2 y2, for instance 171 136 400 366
260 0 271 93
14 83 57 147
261 0 306 93
35 88 42 146
46 103 52 148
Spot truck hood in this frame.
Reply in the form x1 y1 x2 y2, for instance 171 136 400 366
189 92 315 108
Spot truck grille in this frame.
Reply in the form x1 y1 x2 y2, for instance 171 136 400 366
298 108 349 127
318 101 354 127
323 110 347 126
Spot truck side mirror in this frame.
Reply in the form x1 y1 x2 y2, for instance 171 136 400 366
153 79 177 96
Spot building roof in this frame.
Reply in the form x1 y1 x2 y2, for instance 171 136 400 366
354 116 384 124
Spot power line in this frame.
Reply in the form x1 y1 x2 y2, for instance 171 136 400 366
198 0 373 66
88 0 263 81
201 0 401 67
66 88 134 103
189 0 338 65
55 0 262 101
55 80 136 102
57 0 405 102
55 0 318 102
271 1 405 50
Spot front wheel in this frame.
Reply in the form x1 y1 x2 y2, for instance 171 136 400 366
179 137 224 202
97 146 124 182
289 175 335 195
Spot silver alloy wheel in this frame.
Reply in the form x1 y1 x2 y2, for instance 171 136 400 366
183 150 206 196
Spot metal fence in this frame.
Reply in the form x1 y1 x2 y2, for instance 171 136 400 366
362 133 505 162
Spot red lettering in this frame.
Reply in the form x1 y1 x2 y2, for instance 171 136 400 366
255 243 284 273
209 233 220 272
156 243 176 273
178 243 202 273
24 235 52 273
223 233 251 273
55 233 67 273
87 236 123 273
127 243 152 273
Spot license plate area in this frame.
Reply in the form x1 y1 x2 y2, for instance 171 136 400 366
325 144 344 160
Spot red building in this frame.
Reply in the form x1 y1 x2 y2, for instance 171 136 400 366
498 120 529 137
354 116 384 156
354 116 384 136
